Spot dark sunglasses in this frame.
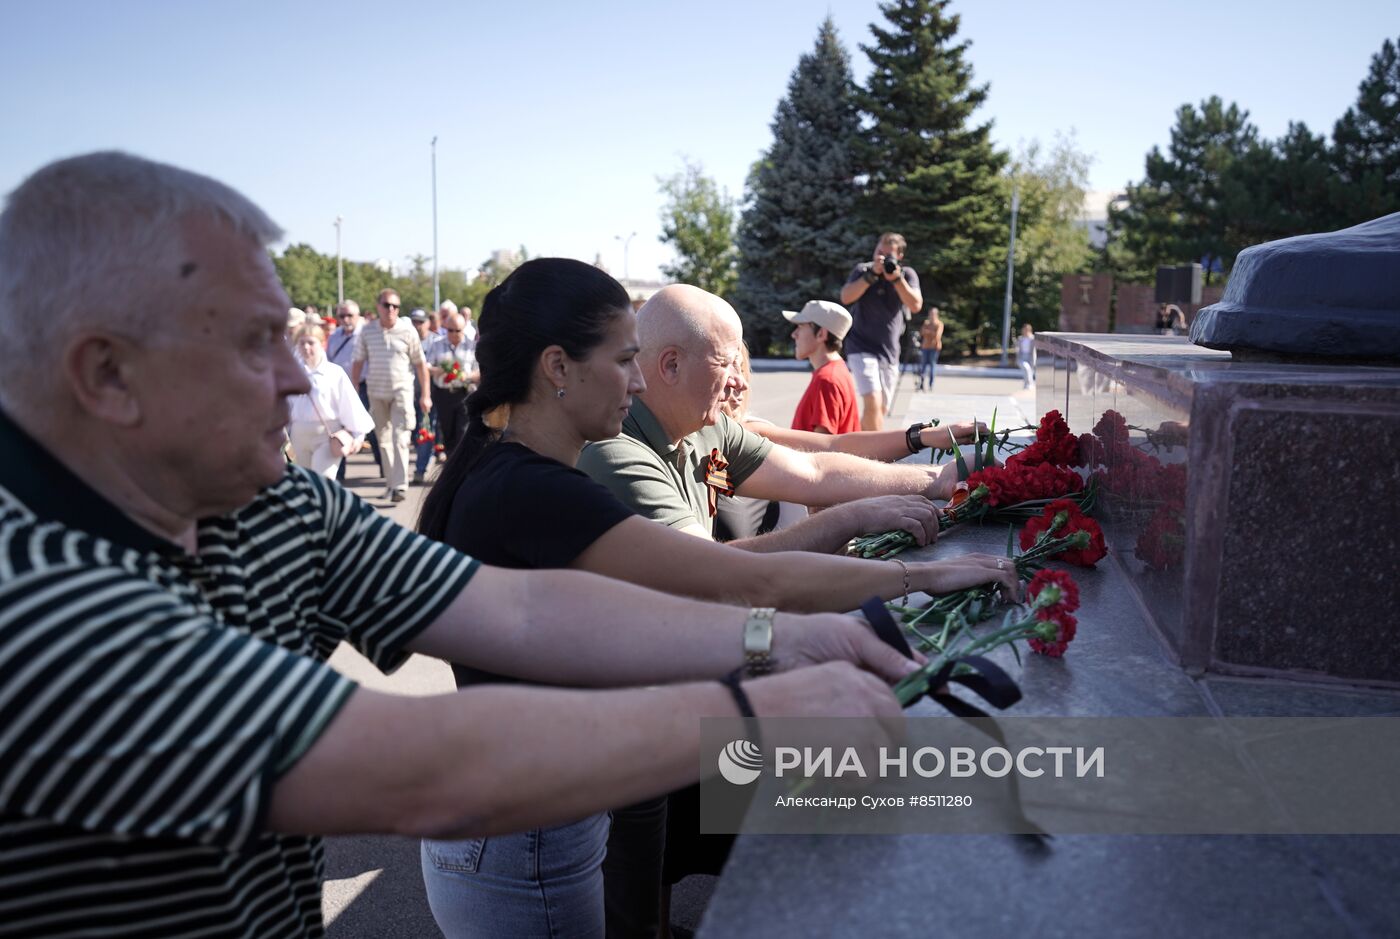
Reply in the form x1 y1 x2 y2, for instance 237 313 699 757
381 301 400 309
446 328 463 334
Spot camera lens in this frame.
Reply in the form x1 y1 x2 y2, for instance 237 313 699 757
883 257 897 275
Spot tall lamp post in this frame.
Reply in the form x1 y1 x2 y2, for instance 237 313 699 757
431 136 440 311
999 185 1020 366
614 231 636 284
334 215 344 305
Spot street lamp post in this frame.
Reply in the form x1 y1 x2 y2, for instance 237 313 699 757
1000 186 1020 366
334 215 344 305
615 231 636 284
431 137 440 311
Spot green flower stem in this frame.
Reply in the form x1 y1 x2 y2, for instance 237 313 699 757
893 609 1048 706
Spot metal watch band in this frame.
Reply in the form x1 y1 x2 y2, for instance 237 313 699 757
743 607 776 677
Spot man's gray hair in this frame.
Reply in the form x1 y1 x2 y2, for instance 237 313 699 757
338 299 360 316
0 151 283 401
439 299 458 316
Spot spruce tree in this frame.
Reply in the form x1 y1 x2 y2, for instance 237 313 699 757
734 17 866 355
1331 36 1400 223
856 0 1008 352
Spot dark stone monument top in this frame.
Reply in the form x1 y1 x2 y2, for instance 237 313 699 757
1189 211 1400 363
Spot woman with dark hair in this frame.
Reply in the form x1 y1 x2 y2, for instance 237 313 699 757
416 258 1017 937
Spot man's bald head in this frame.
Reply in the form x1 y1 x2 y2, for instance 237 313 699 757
635 284 742 359
633 284 745 439
444 313 466 333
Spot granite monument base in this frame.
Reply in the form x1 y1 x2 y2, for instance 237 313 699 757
1037 332 1400 687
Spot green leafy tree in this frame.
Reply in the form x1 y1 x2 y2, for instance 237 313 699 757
856 0 1008 354
1000 135 1095 334
734 17 867 354
657 159 737 299
1107 96 1257 282
1331 36 1400 223
272 243 337 310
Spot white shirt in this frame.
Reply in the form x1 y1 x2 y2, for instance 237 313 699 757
289 359 375 440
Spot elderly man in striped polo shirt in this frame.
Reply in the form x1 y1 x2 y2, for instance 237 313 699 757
0 153 916 939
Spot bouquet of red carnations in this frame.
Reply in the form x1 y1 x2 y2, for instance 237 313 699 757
849 409 1101 559
439 357 471 390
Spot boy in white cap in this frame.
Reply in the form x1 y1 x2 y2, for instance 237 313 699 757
783 299 860 435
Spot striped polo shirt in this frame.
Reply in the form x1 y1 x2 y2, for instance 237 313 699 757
351 318 424 399
0 411 479 938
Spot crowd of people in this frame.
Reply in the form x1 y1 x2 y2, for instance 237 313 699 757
282 292 481 495
0 152 1021 939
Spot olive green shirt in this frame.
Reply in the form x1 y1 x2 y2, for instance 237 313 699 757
578 398 773 537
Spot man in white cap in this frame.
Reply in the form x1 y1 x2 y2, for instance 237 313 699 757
785 299 859 435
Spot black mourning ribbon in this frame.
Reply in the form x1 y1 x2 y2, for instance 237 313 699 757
859 596 1049 841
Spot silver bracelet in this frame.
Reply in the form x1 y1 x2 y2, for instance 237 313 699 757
890 557 911 607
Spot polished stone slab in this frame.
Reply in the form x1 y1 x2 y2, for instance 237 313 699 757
698 446 1400 938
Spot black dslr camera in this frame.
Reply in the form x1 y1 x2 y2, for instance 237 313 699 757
862 255 900 284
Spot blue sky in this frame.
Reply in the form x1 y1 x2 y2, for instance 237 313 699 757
0 1 1389 282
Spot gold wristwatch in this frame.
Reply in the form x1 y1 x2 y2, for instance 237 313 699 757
743 607 776 677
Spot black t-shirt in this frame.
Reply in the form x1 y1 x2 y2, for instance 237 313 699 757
443 441 634 685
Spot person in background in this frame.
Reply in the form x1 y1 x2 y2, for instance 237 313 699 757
784 299 859 436
409 308 438 484
460 304 478 344
352 290 430 502
437 299 458 338
287 322 374 477
918 308 944 391
839 232 923 431
425 312 479 457
1017 323 1037 389
328 299 380 480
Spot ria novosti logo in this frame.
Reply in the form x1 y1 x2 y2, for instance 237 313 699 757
717 739 763 785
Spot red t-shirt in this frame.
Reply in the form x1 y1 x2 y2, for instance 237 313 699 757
792 359 860 435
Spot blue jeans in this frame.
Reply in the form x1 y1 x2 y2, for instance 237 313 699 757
918 348 939 388
421 813 609 939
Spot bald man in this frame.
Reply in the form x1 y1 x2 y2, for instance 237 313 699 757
577 285 962 553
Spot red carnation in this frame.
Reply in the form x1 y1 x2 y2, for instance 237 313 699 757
1134 502 1185 571
1029 611 1078 657
1020 499 1106 567
1027 568 1080 617
1008 409 1084 470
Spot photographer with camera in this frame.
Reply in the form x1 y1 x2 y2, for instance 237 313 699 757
839 232 923 430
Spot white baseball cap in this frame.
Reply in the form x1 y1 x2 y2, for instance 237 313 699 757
782 300 852 340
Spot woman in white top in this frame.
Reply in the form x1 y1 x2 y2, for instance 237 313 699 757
287 322 375 477
1017 323 1036 389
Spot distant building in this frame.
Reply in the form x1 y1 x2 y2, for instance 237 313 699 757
1076 190 1125 250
